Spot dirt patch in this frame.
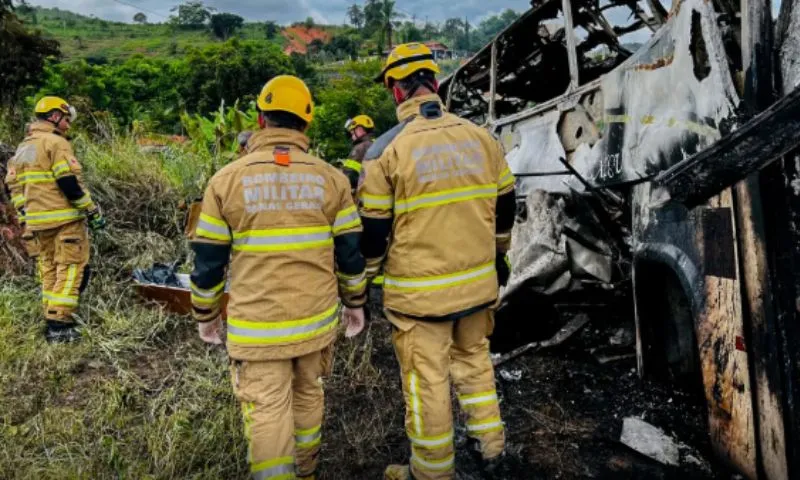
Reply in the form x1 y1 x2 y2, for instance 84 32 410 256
320 299 728 479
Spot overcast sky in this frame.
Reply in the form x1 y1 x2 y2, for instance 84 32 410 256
27 0 534 24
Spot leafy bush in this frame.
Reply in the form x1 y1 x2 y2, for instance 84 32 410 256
308 60 396 161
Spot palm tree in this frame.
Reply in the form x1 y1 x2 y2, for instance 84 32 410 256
380 0 402 50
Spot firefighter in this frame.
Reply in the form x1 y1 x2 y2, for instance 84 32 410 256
341 114 375 192
190 75 367 480
5 96 106 343
359 43 517 480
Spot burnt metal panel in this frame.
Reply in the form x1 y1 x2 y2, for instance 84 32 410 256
702 208 737 279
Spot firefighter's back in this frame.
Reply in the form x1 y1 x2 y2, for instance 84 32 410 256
10 123 84 230
199 129 354 360
363 96 511 318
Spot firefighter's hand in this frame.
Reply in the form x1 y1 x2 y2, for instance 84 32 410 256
198 317 224 345
87 207 107 231
343 306 365 338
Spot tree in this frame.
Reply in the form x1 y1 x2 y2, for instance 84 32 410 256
0 0 60 109
263 21 279 39
347 4 364 30
175 39 295 114
397 21 422 43
307 38 324 56
474 9 519 47
169 1 213 29
421 21 439 40
133 12 147 24
379 0 400 50
363 0 382 36
210 12 244 40
304 16 315 29
443 17 465 49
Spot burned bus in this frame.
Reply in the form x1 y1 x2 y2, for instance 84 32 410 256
439 0 800 477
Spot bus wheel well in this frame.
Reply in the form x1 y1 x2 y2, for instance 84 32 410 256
635 259 703 392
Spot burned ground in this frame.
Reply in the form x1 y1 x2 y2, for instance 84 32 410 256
320 291 729 479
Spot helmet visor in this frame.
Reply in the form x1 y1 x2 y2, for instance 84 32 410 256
67 105 78 123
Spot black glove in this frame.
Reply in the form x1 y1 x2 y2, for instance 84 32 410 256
87 207 107 231
496 252 511 287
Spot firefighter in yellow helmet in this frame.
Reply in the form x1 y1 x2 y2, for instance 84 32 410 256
359 43 517 480
341 114 375 192
5 96 106 343
190 75 367 480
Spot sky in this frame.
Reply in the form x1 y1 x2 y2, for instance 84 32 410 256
27 0 534 25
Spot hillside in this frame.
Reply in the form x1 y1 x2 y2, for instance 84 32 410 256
15 7 349 62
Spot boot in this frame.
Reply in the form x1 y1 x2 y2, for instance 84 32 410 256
45 321 81 344
384 464 412 480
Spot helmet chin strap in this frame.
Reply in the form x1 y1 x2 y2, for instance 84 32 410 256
392 78 440 106
257 112 267 129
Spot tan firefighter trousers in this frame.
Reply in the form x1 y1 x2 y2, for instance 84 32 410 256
231 345 334 479
387 308 505 480
31 221 90 324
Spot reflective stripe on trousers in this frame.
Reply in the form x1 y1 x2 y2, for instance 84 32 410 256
251 456 295 480
295 424 322 449
384 262 494 291
458 390 498 408
227 304 340 345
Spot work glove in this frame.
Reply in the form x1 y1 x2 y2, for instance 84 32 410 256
496 252 511 287
86 207 107 231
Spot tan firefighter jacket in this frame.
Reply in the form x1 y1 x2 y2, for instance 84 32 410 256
5 122 96 231
358 94 516 318
191 128 367 361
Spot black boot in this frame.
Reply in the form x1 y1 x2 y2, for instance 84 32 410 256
45 321 81 344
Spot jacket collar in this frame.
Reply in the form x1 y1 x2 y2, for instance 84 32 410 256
396 94 444 122
29 121 59 136
248 127 310 153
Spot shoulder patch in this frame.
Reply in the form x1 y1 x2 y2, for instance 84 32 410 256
364 117 414 161
12 144 37 166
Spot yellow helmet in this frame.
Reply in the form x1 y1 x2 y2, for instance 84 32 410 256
34 96 77 122
375 42 440 87
345 114 375 132
257 75 314 124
